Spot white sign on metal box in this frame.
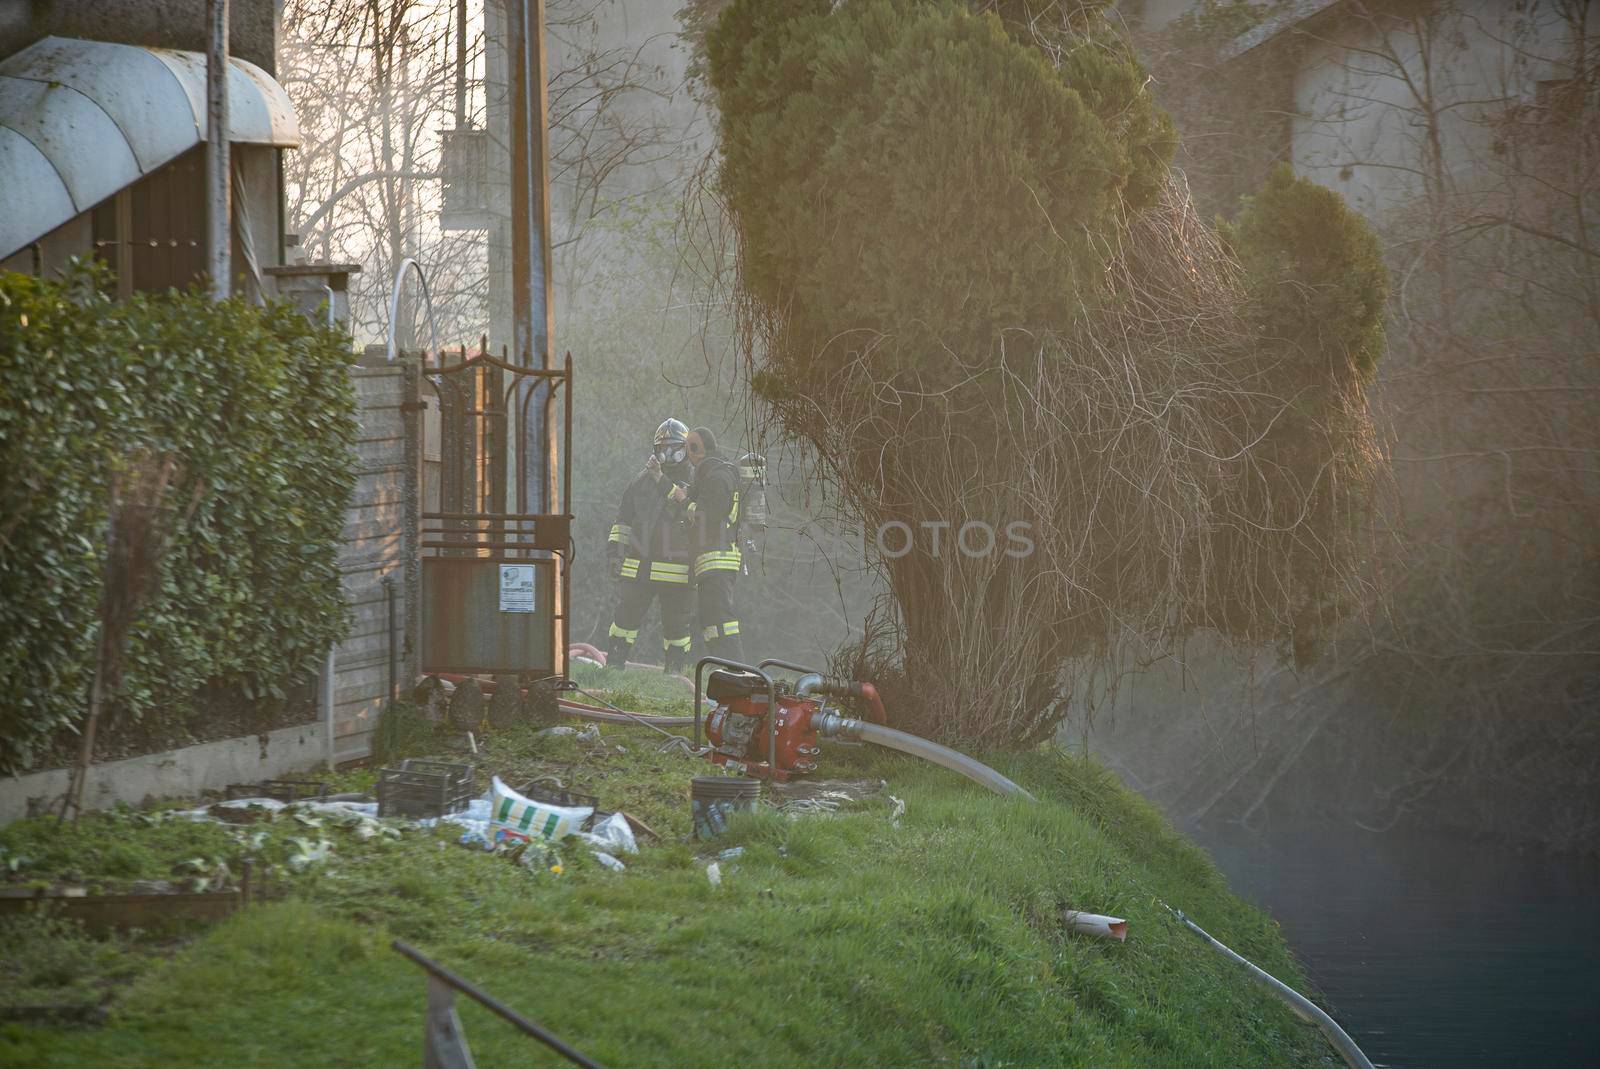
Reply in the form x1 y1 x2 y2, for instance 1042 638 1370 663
498 564 536 613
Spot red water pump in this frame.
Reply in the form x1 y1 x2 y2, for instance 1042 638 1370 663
700 668 821 782
694 658 885 782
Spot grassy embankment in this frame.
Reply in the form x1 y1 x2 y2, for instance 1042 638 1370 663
1 666 1335 1067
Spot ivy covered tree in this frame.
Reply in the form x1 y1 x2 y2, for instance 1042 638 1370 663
704 0 1388 745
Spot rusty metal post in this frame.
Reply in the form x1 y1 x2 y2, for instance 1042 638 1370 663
401 354 423 685
206 0 230 299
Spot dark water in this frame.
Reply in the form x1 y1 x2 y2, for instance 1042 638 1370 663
1189 819 1600 1069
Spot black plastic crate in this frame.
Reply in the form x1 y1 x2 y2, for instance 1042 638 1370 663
377 759 476 819
225 779 329 804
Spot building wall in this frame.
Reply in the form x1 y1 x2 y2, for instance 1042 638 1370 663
0 0 280 73
1287 0 1579 225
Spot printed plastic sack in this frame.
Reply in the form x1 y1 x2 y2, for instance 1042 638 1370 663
489 775 594 846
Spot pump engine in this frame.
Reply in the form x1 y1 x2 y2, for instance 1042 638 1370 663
701 669 820 781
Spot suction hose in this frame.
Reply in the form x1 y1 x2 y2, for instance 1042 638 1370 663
816 713 1036 802
556 698 693 727
1164 905 1375 1069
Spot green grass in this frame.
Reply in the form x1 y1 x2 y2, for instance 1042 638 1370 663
0 688 1336 1067
567 659 700 714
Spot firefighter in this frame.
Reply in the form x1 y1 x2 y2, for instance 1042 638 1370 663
603 419 695 674
672 426 744 662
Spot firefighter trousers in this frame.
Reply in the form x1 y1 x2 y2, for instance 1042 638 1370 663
606 578 694 672
696 568 743 663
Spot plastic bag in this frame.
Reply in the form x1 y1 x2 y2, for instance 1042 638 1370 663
572 811 638 855
489 775 593 846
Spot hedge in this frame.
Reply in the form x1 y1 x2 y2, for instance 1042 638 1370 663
0 265 357 774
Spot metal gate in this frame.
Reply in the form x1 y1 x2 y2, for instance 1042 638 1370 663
419 342 572 681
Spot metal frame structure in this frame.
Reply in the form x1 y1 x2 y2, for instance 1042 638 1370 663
693 657 779 776
419 343 573 679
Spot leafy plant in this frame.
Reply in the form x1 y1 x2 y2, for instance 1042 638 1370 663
0 263 358 773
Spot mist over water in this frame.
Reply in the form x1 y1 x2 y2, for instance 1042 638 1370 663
1193 818 1600 1069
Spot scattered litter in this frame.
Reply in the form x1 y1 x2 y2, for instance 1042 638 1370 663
591 852 626 871
705 862 722 887
176 857 231 893
1063 909 1127 942
534 724 601 745
437 797 495 847
377 759 475 820
458 827 494 851
888 795 905 828
618 811 662 844
467 731 478 755
224 779 329 804
572 811 638 855
231 829 269 853
500 839 563 875
768 777 883 812
211 796 286 812
488 776 594 846
716 846 745 862
286 837 335 873
777 797 839 815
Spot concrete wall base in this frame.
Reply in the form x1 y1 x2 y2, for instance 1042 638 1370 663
0 723 327 826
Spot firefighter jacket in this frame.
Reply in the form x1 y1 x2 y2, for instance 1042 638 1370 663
608 469 692 585
682 455 742 578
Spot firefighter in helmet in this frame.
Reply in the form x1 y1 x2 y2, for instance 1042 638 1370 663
670 426 744 661
603 418 695 674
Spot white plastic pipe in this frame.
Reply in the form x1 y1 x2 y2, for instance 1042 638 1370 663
1063 910 1127 941
385 257 442 362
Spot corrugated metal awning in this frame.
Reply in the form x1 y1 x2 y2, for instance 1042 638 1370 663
0 36 300 259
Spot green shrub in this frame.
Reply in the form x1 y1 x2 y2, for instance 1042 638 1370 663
0 264 357 773
1227 164 1388 383
707 0 1175 375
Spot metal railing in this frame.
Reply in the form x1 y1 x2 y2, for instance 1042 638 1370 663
393 940 610 1069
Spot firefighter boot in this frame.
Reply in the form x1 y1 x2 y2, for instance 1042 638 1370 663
604 623 636 672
